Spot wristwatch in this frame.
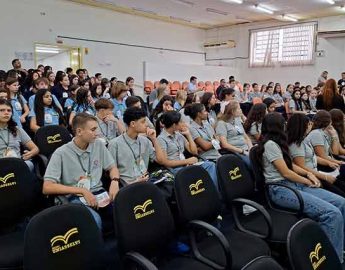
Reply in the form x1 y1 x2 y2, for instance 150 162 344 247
111 177 120 182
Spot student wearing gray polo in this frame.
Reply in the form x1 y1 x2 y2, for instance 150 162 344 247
216 100 252 167
184 103 221 161
307 110 344 166
108 107 165 184
287 114 345 197
94 98 125 145
43 113 120 229
157 111 219 190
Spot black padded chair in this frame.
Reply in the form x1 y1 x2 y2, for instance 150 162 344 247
241 256 284 270
287 218 342 270
226 148 303 244
24 204 106 270
174 165 271 270
113 182 223 269
0 158 38 270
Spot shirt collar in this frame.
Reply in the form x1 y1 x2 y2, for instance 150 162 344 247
161 128 176 139
123 133 138 145
0 126 9 131
71 139 92 155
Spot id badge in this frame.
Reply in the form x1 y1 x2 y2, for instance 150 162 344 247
62 92 68 98
211 139 221 150
15 101 22 111
95 191 110 208
44 113 53 124
179 152 185 160
138 158 147 173
235 126 243 135
4 148 18 158
116 110 122 119
77 175 91 190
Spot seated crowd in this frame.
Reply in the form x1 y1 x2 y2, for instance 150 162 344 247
1 60 345 264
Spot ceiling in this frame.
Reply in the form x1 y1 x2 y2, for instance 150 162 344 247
70 0 345 29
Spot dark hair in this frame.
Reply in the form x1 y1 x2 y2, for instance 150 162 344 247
291 90 302 111
34 89 65 127
66 67 73 74
184 103 205 120
76 69 84 75
229 79 235 84
72 113 97 135
252 83 258 88
244 103 267 133
126 77 134 85
91 83 102 98
94 98 114 111
159 78 169 85
200 92 213 112
330 109 345 146
229 76 234 81
125 96 140 108
43 66 52 77
262 98 275 109
12 59 19 66
287 113 310 146
101 78 110 91
54 71 65 85
75 88 90 107
190 76 197 82
152 95 174 118
312 110 331 130
255 112 292 170
161 111 181 128
0 99 17 136
95 73 101 78
123 107 147 126
273 83 282 96
69 74 79 85
243 83 250 88
220 88 235 101
301 93 311 111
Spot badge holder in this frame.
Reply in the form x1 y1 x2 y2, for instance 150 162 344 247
211 139 221 150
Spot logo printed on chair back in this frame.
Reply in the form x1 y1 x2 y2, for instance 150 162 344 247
51 227 81 254
133 199 155 220
0 173 16 189
189 179 205 196
229 167 242 180
47 134 62 144
309 243 326 270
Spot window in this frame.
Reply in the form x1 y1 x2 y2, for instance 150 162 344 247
249 22 317 67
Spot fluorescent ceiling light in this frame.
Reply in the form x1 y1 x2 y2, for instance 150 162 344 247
206 8 228 15
222 0 243 4
254 4 274 14
170 16 191 23
282 14 298 22
326 0 335 4
36 49 59 54
35 46 59 51
170 0 194 8
132 7 157 15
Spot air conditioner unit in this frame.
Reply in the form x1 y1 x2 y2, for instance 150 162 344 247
318 30 345 38
203 40 236 49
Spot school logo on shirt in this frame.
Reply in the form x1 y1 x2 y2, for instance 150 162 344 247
229 167 242 180
51 227 81 254
309 243 326 270
189 179 205 196
134 199 155 220
47 134 62 144
0 173 16 188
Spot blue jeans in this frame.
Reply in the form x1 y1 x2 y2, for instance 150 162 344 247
170 161 219 192
69 197 102 230
269 180 345 262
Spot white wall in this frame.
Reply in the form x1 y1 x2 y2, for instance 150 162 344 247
205 15 345 87
40 51 70 72
0 0 205 89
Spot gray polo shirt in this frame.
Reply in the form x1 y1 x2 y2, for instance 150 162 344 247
96 116 120 142
263 140 285 183
158 129 187 162
108 133 156 184
307 129 331 157
248 122 261 145
215 118 248 150
190 120 220 161
0 127 31 157
289 140 317 170
44 139 115 192
248 92 263 103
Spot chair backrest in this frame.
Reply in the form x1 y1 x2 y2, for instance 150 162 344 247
34 125 72 157
216 154 255 205
249 146 266 192
287 218 342 270
24 204 105 270
114 182 174 257
174 165 221 224
242 256 283 270
144 81 154 94
182 81 189 90
0 158 37 230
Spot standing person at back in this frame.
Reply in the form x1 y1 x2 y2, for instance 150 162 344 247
148 79 169 106
316 79 345 112
187 76 198 94
318 71 328 85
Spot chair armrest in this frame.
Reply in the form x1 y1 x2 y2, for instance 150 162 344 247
125 251 158 270
188 220 231 270
265 183 304 217
232 198 273 239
